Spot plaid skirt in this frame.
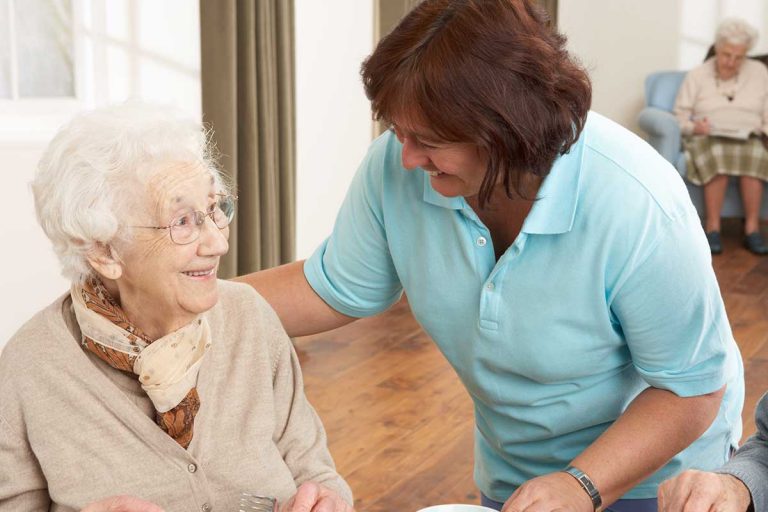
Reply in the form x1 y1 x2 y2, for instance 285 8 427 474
683 135 768 185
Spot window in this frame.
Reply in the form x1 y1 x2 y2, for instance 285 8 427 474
0 0 75 100
0 0 200 143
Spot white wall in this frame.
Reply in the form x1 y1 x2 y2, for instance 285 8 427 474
0 0 201 347
559 0 768 134
559 1 681 134
294 0 374 259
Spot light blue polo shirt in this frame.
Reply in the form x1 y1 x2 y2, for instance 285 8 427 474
305 112 744 500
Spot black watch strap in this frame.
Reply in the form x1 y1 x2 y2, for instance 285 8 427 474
562 465 602 511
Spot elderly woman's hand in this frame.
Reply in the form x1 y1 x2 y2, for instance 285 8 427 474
280 482 354 512
658 470 751 512
81 495 164 512
501 472 593 512
693 117 710 135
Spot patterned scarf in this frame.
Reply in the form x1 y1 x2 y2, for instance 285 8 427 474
71 276 211 449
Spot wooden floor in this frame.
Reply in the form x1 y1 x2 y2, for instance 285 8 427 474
294 227 768 512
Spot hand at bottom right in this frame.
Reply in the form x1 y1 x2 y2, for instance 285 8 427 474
657 470 751 512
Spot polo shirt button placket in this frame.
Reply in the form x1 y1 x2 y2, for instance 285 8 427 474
476 236 487 247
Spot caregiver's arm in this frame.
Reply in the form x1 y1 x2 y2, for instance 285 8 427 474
572 385 725 505
234 260 355 337
504 385 725 512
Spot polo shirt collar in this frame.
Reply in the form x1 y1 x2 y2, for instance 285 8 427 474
421 134 585 233
522 136 584 235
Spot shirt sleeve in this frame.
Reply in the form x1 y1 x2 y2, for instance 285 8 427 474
716 392 768 512
674 72 697 137
0 414 51 511
270 331 353 506
609 209 733 397
304 134 403 318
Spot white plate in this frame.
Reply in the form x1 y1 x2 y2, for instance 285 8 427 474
417 505 497 512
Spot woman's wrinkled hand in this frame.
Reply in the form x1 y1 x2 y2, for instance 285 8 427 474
280 482 354 512
658 470 751 512
501 471 593 512
81 495 164 512
693 117 710 135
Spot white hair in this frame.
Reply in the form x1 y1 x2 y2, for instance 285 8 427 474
715 18 758 50
32 102 230 282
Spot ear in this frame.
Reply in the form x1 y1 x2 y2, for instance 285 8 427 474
86 243 123 281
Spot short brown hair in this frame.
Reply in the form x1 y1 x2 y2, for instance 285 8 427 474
361 0 591 206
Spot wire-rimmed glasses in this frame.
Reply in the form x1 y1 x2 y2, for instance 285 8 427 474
131 194 237 245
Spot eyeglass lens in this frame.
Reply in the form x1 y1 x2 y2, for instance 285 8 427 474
169 195 235 245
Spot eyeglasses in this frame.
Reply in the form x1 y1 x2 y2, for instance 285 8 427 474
130 194 237 245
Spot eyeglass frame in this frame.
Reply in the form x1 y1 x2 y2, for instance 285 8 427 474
129 193 238 245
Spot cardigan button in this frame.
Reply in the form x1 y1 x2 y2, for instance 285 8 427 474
201 503 212 512
188 463 197 473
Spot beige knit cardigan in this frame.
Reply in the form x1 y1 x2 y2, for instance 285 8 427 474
0 280 352 512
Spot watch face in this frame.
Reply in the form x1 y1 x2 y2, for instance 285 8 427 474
564 467 601 508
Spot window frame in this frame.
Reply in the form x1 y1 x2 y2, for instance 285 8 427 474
0 0 86 144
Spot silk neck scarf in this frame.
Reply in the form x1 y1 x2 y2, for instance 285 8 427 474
71 276 211 449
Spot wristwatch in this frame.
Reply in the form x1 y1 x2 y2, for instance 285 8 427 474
562 465 602 511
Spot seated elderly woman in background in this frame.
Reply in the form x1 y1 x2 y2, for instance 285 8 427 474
0 104 353 512
674 18 768 255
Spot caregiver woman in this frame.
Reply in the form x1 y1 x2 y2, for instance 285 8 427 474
239 1 744 511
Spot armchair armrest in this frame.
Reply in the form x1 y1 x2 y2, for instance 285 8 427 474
637 107 682 165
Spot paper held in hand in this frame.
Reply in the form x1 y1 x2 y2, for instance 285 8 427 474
709 125 752 140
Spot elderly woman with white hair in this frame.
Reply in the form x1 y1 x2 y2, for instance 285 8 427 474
0 104 353 512
674 18 768 255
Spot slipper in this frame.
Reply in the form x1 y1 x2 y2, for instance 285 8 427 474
706 231 722 255
744 231 768 255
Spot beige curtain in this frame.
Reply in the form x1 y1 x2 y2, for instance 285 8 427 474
537 0 558 27
375 0 557 41
373 0 422 42
200 0 295 278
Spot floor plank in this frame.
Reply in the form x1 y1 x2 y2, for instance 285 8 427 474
294 228 768 510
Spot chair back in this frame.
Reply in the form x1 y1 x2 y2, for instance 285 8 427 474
644 71 687 112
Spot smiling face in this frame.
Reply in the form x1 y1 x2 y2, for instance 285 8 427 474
391 120 489 199
106 161 230 338
715 41 748 80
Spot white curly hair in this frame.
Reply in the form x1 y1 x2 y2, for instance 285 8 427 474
32 102 230 282
715 18 758 50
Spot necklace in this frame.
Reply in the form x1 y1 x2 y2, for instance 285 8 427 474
715 71 738 102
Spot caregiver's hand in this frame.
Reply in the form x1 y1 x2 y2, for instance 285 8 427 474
502 472 592 512
658 470 751 512
81 495 164 512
